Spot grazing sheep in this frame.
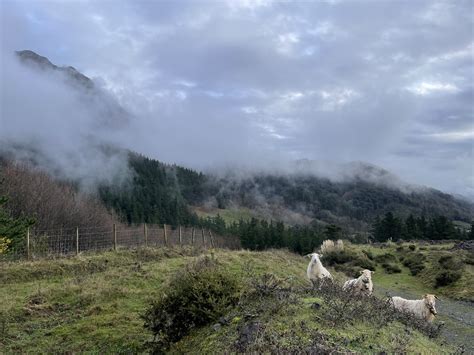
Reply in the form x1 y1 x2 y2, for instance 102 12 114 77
343 269 374 296
391 294 438 322
306 252 333 287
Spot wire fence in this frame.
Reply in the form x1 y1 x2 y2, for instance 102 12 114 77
1 224 241 261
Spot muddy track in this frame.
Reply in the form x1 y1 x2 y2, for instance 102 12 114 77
375 286 474 353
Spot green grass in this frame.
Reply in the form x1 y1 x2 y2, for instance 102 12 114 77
192 206 255 225
350 242 474 301
0 245 456 353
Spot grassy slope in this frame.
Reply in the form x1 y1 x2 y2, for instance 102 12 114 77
350 242 473 301
0 246 455 353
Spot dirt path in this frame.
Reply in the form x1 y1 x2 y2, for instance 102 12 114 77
375 286 474 353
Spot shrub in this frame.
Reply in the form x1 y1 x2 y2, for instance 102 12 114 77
322 249 357 266
362 249 374 260
382 263 401 274
354 257 376 270
402 253 426 276
143 256 240 350
0 237 11 254
408 244 416 251
465 254 474 265
374 253 397 264
438 255 463 271
334 264 360 278
435 270 462 287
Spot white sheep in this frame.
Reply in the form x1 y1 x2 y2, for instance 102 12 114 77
306 252 333 287
343 269 374 296
391 294 438 322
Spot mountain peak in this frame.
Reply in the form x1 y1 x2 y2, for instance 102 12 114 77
15 49 94 89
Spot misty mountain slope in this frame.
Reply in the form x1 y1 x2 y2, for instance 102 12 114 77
2 50 472 231
1 50 132 188
201 167 474 229
96 153 472 230
16 50 94 89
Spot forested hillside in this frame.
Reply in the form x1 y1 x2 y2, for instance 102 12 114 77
94 153 473 233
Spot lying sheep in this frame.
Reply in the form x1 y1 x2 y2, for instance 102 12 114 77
343 269 374 296
306 252 333 287
391 294 438 322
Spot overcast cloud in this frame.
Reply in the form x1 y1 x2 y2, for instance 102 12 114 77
0 0 473 198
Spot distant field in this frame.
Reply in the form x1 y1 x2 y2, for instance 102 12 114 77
1 242 469 353
192 206 255 224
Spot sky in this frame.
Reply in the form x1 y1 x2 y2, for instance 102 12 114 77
0 0 473 198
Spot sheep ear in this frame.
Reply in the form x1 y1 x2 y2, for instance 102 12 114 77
371 271 375 274
360 270 364 274
434 295 439 300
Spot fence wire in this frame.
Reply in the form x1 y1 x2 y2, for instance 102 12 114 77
0 224 240 261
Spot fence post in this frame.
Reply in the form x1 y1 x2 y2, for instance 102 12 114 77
144 223 148 247
27 227 30 260
191 227 195 245
163 224 168 246
113 224 117 251
201 228 205 247
76 227 79 255
208 229 215 248
179 226 182 246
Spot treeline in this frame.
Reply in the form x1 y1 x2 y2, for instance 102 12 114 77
199 215 338 255
372 212 473 242
199 212 473 255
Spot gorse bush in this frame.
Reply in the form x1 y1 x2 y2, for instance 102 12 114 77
435 270 462 288
438 255 463 271
143 256 240 351
382 262 402 274
323 248 375 277
0 236 11 254
402 253 426 276
374 252 397 264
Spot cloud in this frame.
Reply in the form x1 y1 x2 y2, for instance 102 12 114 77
0 0 472 198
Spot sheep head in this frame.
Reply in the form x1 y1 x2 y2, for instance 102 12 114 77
423 294 438 316
359 269 374 284
306 252 322 261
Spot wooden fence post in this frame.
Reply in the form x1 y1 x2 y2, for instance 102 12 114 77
144 223 148 247
113 224 117 251
27 227 30 260
163 224 168 246
191 227 195 245
179 226 182 246
201 228 205 247
208 230 215 248
76 227 79 255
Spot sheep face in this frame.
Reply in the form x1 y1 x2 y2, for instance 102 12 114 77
359 269 373 284
307 253 322 261
423 294 438 316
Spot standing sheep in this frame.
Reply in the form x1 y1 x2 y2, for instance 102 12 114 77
306 252 333 287
391 294 438 322
343 269 374 296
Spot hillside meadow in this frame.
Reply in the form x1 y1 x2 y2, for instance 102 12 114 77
0 242 471 353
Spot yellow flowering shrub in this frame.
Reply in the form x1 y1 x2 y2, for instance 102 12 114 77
0 236 11 254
